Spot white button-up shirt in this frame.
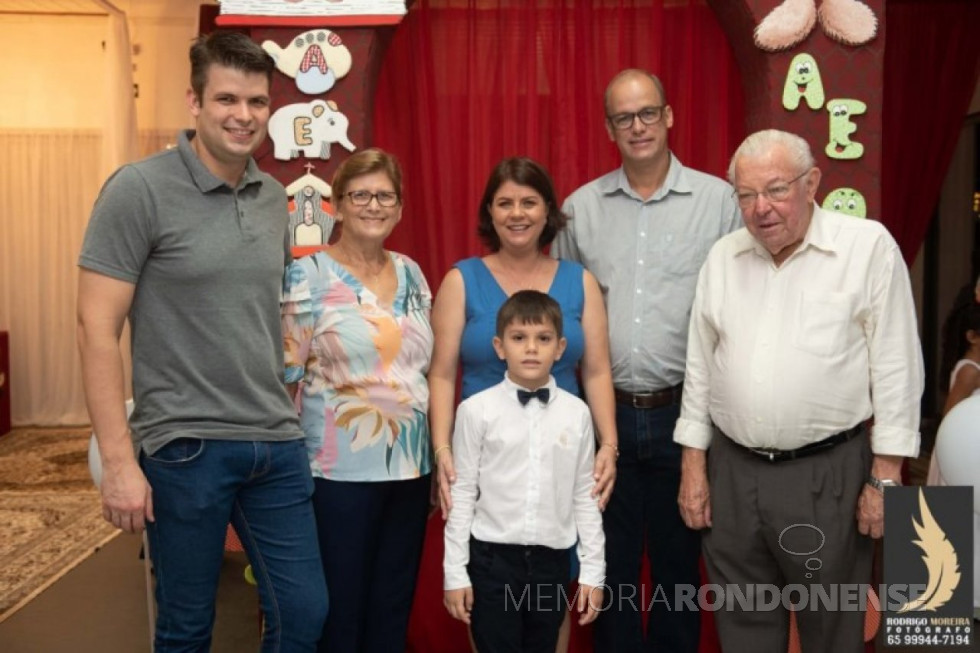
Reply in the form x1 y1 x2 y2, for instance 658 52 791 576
673 205 923 456
444 375 605 590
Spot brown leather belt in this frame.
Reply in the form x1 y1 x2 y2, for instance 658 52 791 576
614 384 683 409
730 423 866 463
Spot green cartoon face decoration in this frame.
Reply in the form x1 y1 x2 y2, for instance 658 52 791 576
822 188 867 218
825 99 867 160
782 53 825 111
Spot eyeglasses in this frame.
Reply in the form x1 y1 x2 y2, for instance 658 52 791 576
345 190 400 207
733 171 809 209
607 106 666 131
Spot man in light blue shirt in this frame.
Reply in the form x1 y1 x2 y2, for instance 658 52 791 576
552 68 740 653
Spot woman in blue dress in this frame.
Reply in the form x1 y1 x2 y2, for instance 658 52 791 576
427 157 618 650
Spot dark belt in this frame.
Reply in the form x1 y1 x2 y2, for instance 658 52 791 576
731 423 866 463
614 384 683 409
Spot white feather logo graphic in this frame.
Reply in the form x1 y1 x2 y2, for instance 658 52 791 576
896 489 961 613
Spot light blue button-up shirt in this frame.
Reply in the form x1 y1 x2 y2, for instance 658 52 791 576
553 154 741 392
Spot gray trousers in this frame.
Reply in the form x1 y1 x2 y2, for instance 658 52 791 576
703 431 873 653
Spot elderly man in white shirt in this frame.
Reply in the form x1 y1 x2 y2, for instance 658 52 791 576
674 129 923 653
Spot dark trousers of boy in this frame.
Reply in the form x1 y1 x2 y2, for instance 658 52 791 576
469 538 571 653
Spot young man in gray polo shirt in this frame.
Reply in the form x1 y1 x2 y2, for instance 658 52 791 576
77 32 326 651
552 68 741 653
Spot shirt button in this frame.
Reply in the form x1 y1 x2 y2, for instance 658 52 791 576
637 260 644 265
636 289 642 294
640 232 646 238
755 417 763 423
635 318 641 323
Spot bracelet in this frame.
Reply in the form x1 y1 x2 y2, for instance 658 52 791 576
433 444 452 460
600 442 619 458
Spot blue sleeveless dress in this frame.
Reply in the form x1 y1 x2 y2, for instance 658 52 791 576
456 257 586 400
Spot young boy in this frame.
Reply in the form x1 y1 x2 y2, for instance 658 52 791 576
443 290 605 652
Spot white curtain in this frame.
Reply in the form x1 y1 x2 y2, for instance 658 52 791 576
0 130 103 425
0 3 143 426
96 0 139 177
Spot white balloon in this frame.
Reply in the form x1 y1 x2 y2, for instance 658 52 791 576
88 433 102 488
934 395 980 513
88 399 136 490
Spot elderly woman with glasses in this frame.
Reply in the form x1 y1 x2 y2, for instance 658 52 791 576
281 148 433 653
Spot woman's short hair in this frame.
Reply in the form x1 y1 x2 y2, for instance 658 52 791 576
332 148 404 203
477 157 567 252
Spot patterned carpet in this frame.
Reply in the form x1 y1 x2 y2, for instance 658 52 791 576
0 427 119 622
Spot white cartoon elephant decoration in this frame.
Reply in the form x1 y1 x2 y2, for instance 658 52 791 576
269 100 357 161
262 29 353 95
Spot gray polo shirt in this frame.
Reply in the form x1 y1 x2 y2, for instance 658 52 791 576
553 154 741 393
79 130 302 454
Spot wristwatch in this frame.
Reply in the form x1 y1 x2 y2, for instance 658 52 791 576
867 475 901 492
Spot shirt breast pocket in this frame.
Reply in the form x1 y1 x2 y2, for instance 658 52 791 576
792 291 855 357
659 234 709 278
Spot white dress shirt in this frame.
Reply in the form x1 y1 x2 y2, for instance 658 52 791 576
673 205 923 456
444 375 605 590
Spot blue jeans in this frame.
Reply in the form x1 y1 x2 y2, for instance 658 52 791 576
141 438 327 653
593 403 701 653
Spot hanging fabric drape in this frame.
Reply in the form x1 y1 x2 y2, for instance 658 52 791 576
881 0 980 264
373 0 745 287
0 6 138 426
94 0 139 178
0 130 102 425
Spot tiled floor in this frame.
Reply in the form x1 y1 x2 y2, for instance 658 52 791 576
0 534 258 653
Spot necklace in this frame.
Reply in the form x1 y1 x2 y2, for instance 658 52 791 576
333 244 388 286
492 254 547 294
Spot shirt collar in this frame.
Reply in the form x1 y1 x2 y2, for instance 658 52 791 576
502 373 558 406
599 152 690 202
735 202 838 261
177 129 263 193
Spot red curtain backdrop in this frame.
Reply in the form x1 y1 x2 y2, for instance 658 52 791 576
881 0 980 264
372 3 742 652
373 0 744 286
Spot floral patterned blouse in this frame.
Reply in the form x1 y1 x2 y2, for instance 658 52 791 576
282 250 433 481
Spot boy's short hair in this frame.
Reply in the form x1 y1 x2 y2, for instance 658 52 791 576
496 290 563 338
189 31 275 99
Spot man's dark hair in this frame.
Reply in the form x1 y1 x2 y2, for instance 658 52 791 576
189 31 275 99
496 290 563 339
477 157 567 252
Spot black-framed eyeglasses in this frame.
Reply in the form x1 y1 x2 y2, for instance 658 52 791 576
733 170 809 209
345 190 400 207
607 106 666 131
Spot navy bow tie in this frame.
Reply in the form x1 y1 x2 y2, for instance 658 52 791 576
517 388 550 406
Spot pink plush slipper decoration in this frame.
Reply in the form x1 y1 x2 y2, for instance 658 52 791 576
818 0 878 47
754 0 818 52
